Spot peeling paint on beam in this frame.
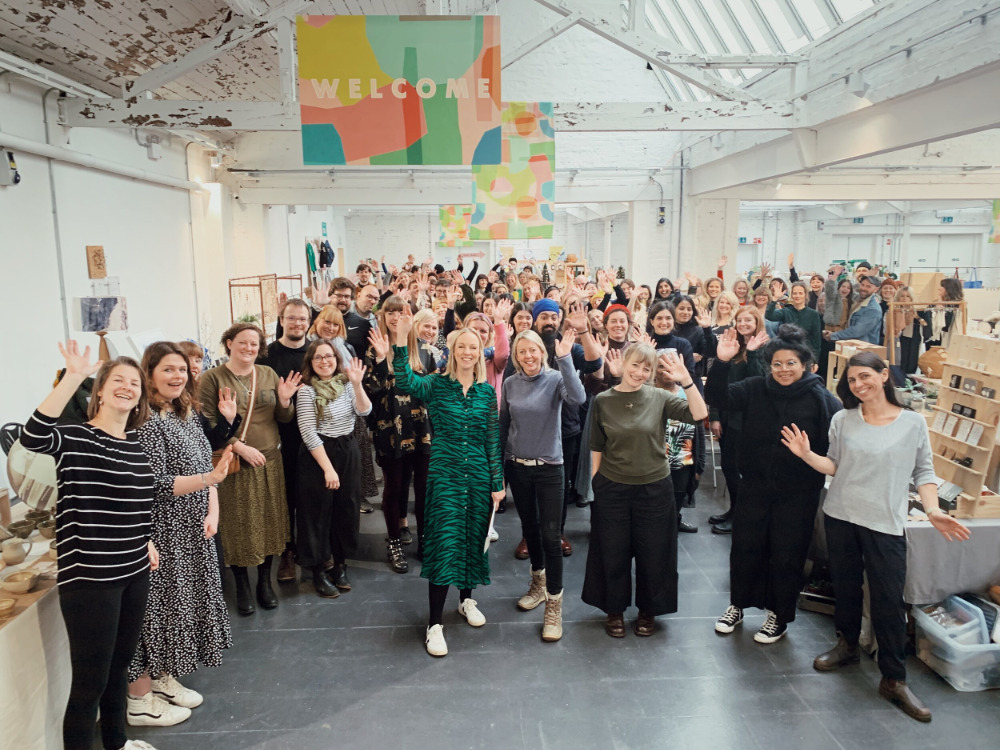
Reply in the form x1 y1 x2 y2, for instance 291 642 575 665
59 97 295 130
550 101 795 131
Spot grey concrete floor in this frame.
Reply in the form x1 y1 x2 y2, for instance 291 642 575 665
128 472 1000 750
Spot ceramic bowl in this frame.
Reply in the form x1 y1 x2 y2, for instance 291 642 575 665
25 509 51 524
1 569 39 594
8 520 35 539
49 540 58 561
0 598 15 617
37 519 56 539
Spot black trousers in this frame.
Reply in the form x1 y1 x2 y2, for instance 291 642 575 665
899 333 920 375
718 423 741 514
508 460 565 594
379 451 430 540
295 434 361 567
60 572 150 750
582 473 677 616
825 514 908 680
730 480 821 624
278 423 303 547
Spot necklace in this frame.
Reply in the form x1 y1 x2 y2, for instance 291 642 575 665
233 372 253 398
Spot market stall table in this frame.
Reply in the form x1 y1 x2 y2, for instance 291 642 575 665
905 517 1000 605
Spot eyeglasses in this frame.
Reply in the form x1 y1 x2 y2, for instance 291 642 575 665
771 360 802 371
312 354 337 362
332 292 353 300
283 316 310 324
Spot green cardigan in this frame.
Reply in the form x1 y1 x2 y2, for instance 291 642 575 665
765 302 823 361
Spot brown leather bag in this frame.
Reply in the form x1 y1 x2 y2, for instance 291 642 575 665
211 366 256 476
918 346 947 379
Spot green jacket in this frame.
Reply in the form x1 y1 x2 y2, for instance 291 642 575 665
766 302 823 361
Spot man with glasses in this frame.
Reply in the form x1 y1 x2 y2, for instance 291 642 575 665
265 299 313 582
824 275 883 345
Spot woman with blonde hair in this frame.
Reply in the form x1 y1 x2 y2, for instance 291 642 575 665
393 310 505 657
712 291 739 330
309 305 355 361
500 329 585 642
584 344 707 637
891 286 924 374
366 296 436 572
701 276 725 312
459 300 512 405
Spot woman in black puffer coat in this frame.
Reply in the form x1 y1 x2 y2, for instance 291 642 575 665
705 324 841 645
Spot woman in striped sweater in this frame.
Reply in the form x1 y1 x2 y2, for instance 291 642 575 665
21 341 159 750
294 338 371 598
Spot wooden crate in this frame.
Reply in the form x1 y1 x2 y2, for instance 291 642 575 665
955 490 1000 519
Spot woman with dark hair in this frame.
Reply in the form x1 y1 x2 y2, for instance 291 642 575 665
652 277 676 304
645 301 697 385
706 325 841 643
199 323 302 616
127 342 233 726
672 295 713 377
474 273 490 294
821 277 855 332
584 344 708 637
920 277 965 348
707 306 769 535
22 342 157 750
629 284 652 329
366 296 435 573
295 338 371 597
510 301 534 337
766 281 823 361
782 352 969 722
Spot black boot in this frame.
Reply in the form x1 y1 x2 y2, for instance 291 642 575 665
256 556 278 609
312 565 340 599
678 512 698 533
413 534 424 561
327 561 351 592
232 566 255 616
387 538 409 574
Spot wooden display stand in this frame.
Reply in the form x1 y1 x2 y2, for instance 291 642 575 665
885 300 967 365
929 335 1000 518
826 340 887 393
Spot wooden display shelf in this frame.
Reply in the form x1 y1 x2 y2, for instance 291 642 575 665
941 385 1000 406
930 405 997 429
929 428 992 452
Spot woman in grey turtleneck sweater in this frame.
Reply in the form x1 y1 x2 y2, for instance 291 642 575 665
499 330 585 643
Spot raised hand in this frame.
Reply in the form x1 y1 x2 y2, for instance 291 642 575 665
395 303 414 345
746 330 769 352
368 327 391 361
566 302 589 334
312 284 331 306
555 329 577 359
493 298 513 326
780 423 811 459
759 261 772 279
58 340 102 377
629 324 643 342
787 252 795 269
276 371 303 404
416 271 430 293
605 347 623 378
717 255 728 270
638 332 656 347
217 387 238 424
696 306 712 328
487 270 499 283
208 445 234 484
716 327 740 362
344 356 367 386
658 350 688 384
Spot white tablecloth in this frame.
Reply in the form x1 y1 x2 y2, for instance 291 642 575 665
904 517 1000 604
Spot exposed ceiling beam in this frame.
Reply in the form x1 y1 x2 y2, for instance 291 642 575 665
688 64 1000 194
701 175 1000 201
123 0 313 96
532 0 758 100
654 54 805 68
628 0 645 32
274 16 297 104
60 98 794 131
0 49 110 98
224 0 268 17
501 11 582 69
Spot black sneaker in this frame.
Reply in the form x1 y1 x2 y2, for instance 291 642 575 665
715 605 744 634
360 499 374 514
754 611 787 643
399 527 413 545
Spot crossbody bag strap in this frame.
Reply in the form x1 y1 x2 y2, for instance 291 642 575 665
239 365 257 443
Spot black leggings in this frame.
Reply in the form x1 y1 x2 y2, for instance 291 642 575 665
60 572 150 750
428 583 473 626
508 460 564 594
380 451 430 540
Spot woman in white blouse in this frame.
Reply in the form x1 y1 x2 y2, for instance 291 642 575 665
295 338 371 598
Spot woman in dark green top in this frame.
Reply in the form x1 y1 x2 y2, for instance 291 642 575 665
765 281 823 361
392 306 505 658
583 344 708 638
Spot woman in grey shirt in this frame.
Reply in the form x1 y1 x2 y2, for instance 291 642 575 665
781 351 969 724
500 330 585 642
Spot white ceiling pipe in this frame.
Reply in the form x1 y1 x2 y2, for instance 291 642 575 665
0 130 205 192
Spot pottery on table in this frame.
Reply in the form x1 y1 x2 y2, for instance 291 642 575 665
49 540 58 561
1 569 40 594
25 509 51 525
37 519 56 539
7 520 35 538
0 598 15 617
2 538 30 565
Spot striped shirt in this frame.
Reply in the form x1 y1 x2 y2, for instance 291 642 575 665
297 383 371 450
20 410 154 589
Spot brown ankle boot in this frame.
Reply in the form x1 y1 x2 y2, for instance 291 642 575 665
879 677 931 722
813 634 860 672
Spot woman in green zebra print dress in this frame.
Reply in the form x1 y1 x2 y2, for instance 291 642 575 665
393 306 505 658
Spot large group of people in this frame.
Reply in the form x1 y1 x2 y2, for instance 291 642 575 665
24 253 975 749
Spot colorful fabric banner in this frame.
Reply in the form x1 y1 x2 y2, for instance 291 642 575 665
470 102 555 240
990 200 1000 243
297 15 501 166
439 205 474 247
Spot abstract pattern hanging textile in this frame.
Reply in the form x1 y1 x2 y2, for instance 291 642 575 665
297 15 502 166
439 205 475 247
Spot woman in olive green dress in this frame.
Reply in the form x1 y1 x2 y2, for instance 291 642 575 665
392 307 505 658
199 323 301 617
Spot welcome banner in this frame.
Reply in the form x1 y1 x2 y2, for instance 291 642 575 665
298 15 501 166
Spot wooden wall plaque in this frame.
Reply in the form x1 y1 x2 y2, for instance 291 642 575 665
86 245 107 279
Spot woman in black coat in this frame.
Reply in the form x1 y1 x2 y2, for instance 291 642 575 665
705 324 841 644
645 301 697 385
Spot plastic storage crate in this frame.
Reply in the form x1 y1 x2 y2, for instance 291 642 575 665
913 597 1000 691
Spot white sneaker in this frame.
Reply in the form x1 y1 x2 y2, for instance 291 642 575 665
126 692 191 727
425 624 448 657
123 741 159 750
151 674 203 708
488 527 500 543
458 597 486 627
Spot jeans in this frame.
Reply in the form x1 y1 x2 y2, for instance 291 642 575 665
507 460 565 594
824 514 908 680
60 572 150 750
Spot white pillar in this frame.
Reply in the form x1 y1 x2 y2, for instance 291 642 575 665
603 217 612 269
